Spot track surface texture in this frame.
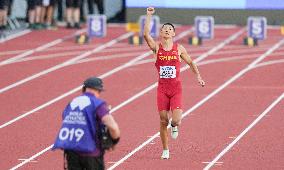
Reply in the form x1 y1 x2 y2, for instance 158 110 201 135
0 25 283 170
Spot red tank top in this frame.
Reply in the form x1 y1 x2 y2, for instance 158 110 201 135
155 43 181 84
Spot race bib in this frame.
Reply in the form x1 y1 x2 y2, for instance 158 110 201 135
159 66 176 78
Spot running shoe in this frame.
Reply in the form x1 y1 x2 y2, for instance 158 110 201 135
171 126 178 139
161 149 170 159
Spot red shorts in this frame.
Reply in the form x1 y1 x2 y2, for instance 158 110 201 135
157 81 182 111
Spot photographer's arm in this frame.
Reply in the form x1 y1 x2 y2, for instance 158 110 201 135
102 114 120 140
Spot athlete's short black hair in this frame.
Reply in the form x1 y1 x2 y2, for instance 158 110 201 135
161 23 175 32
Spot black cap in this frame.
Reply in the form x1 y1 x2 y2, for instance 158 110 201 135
83 77 104 91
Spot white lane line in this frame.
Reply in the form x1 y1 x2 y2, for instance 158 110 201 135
222 44 275 51
10 146 53 170
1 43 148 60
133 52 284 69
0 30 31 44
1 28 193 129
267 25 281 29
204 92 284 170
0 42 100 56
0 28 86 66
16 51 143 63
16 44 272 65
89 45 149 53
253 59 284 68
0 34 134 129
4 28 252 65
195 29 245 63
6 47 148 63
0 49 27 55
41 43 99 52
0 45 88 56
247 39 284 68
107 162 117 164
108 133 161 170
107 38 284 170
7 28 194 170
18 159 37 163
132 52 259 67
17 51 84 62
110 82 157 114
214 47 270 56
202 161 223 164
21 51 143 64
252 114 270 117
74 52 146 64
0 32 133 94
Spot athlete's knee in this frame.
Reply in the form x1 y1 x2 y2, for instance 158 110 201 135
171 117 181 127
172 109 182 126
159 110 169 126
171 120 181 127
160 119 169 126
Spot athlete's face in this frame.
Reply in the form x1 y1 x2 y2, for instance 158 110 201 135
160 25 175 39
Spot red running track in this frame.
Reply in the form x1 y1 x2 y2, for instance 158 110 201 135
0 24 193 169
0 28 85 62
0 25 283 170
0 26 132 88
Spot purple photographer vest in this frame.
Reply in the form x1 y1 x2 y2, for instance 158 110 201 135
53 92 104 153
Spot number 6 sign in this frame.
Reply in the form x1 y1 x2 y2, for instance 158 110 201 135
195 16 214 39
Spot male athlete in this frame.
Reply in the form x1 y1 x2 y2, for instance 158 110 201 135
143 7 205 159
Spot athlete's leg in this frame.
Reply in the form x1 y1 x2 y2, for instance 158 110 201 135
73 0 81 28
160 110 170 159
0 1 8 30
171 108 182 126
34 0 42 25
65 0 73 28
170 82 182 139
157 85 171 158
46 6 54 26
169 109 181 139
159 110 169 150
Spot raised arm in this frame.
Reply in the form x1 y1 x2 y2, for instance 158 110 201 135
143 7 157 53
179 44 205 87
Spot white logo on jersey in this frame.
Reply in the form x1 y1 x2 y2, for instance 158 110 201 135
70 96 91 110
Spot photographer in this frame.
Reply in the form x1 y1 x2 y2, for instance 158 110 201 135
53 77 120 170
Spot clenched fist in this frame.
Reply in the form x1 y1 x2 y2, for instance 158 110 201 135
147 7 155 15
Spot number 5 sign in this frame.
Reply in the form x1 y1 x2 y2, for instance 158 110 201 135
247 16 267 40
87 15 107 37
195 16 214 39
